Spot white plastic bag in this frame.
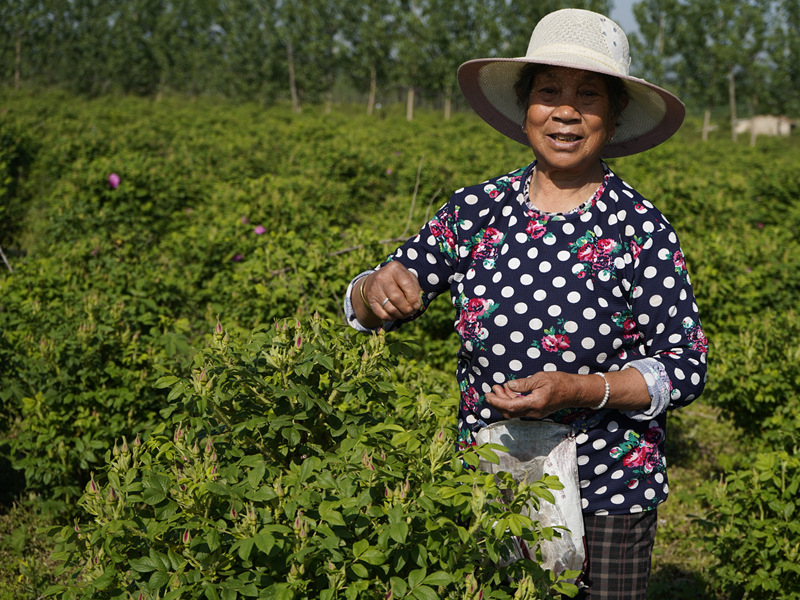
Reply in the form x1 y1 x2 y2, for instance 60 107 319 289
475 418 585 578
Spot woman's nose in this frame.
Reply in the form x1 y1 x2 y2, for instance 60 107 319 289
553 102 580 122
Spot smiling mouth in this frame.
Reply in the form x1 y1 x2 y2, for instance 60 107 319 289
550 133 582 142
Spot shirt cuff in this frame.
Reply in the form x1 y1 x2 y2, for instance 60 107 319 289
344 269 390 333
622 358 672 421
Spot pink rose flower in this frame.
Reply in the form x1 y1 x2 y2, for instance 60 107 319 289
108 173 120 189
596 238 615 253
526 221 546 239
623 447 647 468
554 334 570 350
462 386 479 409
484 227 503 243
577 243 596 262
467 297 486 315
541 335 558 352
254 225 266 235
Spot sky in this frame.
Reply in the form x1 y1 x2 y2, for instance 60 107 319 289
608 0 640 37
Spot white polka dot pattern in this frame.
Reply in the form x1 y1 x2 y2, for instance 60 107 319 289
378 161 708 515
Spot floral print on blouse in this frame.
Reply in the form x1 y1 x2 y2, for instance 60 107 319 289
346 161 707 516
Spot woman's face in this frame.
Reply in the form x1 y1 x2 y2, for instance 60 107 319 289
523 66 616 179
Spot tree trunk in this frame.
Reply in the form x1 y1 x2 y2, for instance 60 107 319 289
749 94 759 147
729 67 737 142
14 29 22 90
325 89 333 114
702 107 712 142
287 41 301 114
444 88 452 120
406 86 414 122
367 64 377 116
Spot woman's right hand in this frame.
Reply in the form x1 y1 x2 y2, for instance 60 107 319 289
351 261 423 328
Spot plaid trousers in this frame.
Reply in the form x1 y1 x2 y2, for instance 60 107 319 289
569 509 658 600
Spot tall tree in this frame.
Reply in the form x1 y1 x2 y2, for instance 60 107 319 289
0 0 33 89
54 0 116 96
630 0 681 85
422 0 503 119
275 0 345 113
340 0 400 116
764 0 800 116
106 0 163 95
395 0 429 121
218 0 281 104
671 0 768 141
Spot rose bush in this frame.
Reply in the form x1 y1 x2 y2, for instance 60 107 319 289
46 316 579 599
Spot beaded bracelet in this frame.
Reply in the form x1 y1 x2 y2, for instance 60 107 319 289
593 372 610 410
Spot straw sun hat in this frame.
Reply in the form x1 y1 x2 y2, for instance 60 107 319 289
457 8 685 158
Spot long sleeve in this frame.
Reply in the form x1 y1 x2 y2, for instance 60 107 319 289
625 222 708 415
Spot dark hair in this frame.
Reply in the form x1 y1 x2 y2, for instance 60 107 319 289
513 63 628 122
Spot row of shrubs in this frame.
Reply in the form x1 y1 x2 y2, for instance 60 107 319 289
1 90 799 598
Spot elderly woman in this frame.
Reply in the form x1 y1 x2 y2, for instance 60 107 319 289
344 9 707 599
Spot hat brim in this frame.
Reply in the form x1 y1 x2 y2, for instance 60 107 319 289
457 58 685 158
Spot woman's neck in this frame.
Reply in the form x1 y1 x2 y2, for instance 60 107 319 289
528 162 605 214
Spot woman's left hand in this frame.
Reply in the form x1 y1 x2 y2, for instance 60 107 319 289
485 372 581 419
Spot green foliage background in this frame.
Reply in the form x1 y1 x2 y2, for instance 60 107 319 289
1 90 799 598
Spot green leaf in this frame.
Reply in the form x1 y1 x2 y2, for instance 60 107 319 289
142 486 167 505
462 451 480 468
130 556 158 573
390 577 408 596
350 562 369 578
247 460 266 487
93 569 115 590
254 531 276 554
408 567 426 589
319 506 346 527
411 585 438 600
206 529 221 552
155 375 179 389
422 571 452 586
352 539 369 558
235 537 255 561
204 584 221 600
389 521 408 544
148 569 171 591
474 443 507 464
359 547 386 566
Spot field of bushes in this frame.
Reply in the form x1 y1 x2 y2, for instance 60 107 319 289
1 89 799 599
